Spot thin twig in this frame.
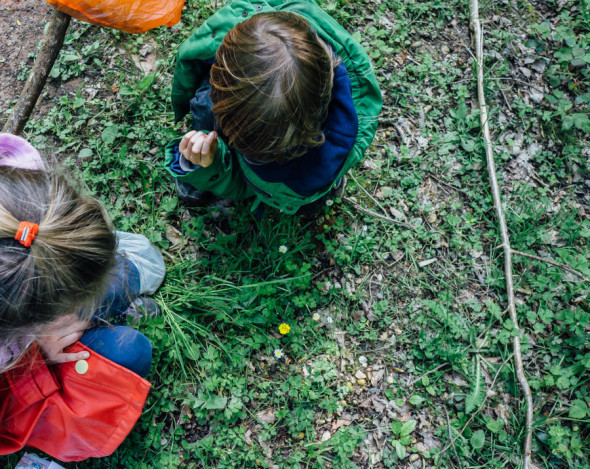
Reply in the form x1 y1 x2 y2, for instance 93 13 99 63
461 42 476 60
436 356 512 464
348 173 390 217
394 123 409 146
409 362 449 387
511 249 590 283
425 171 471 196
469 3 533 467
344 197 413 228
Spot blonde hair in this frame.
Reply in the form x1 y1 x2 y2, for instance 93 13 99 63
210 11 340 163
0 167 116 371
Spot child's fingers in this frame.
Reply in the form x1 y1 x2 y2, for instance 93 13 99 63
201 131 217 157
179 131 198 154
52 350 91 364
58 330 85 349
190 132 206 158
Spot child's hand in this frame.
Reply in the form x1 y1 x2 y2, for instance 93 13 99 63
37 314 91 364
179 130 218 168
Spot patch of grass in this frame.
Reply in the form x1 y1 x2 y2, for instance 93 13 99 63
2 0 588 467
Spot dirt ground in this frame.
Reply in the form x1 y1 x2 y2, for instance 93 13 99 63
0 1 53 121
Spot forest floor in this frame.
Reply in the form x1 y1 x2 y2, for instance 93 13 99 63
1 0 589 468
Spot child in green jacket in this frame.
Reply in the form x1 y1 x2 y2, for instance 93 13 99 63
166 0 382 215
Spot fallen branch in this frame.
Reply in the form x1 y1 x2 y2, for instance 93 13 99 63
512 249 590 283
469 3 533 467
343 197 413 228
2 10 70 135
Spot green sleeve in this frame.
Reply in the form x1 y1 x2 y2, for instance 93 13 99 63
165 136 255 201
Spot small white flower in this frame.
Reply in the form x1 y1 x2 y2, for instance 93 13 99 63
362 225 368 232
278 245 288 254
382 252 390 260
325 316 334 324
312 313 321 321
326 199 334 206
274 348 284 359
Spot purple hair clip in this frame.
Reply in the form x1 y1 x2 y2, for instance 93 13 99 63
0 133 44 170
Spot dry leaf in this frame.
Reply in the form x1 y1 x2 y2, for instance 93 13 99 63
418 258 437 268
332 418 352 431
371 369 385 387
256 409 276 425
165 224 183 247
395 51 409 65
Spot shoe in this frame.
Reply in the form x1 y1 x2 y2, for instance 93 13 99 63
175 179 216 208
332 176 347 199
125 297 160 320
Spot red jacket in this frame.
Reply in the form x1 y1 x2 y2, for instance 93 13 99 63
0 342 150 462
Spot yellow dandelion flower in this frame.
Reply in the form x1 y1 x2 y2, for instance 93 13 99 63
279 323 291 335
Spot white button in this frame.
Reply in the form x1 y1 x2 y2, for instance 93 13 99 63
75 359 89 375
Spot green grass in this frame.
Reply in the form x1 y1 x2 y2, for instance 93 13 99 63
1 0 589 467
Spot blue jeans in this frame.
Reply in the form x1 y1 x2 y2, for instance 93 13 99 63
80 257 153 378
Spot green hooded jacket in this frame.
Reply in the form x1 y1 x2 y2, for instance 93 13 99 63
165 0 382 214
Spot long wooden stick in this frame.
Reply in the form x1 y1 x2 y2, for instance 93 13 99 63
512 249 590 283
469 3 533 467
2 10 70 135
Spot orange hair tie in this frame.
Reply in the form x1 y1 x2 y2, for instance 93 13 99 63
15 221 39 248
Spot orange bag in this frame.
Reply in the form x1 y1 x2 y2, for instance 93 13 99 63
0 342 151 462
45 0 184 33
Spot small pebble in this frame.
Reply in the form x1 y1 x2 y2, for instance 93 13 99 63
387 376 394 384
357 378 367 386
416 442 428 453
359 355 368 367
355 370 367 380
321 431 331 442
294 432 305 440
409 454 419 462
370 387 380 394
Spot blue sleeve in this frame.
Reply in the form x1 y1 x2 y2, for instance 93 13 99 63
169 144 200 175
169 144 185 175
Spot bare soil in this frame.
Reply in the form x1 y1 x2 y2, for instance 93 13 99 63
0 0 52 124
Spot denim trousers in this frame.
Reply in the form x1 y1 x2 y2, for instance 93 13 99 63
79 257 153 378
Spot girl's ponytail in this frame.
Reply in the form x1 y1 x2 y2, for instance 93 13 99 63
0 203 21 243
0 167 116 371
